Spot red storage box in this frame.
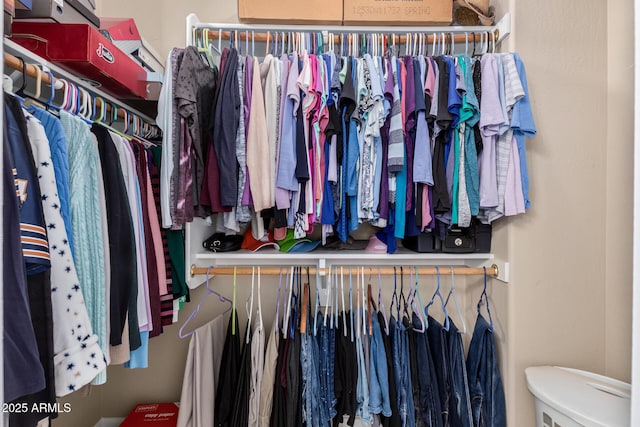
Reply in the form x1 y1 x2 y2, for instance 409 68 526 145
10 22 148 99
120 403 179 426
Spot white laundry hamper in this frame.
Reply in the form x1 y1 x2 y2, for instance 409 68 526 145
525 366 630 427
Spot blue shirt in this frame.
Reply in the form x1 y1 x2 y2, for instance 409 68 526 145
29 106 75 258
6 101 51 274
511 54 537 209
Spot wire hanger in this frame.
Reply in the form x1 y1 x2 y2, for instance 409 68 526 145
178 267 232 339
477 266 494 329
445 268 467 334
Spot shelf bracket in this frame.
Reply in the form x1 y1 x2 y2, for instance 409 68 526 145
490 259 510 283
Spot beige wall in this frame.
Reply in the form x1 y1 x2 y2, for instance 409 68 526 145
605 0 633 383
506 0 633 425
96 0 239 60
59 1 633 426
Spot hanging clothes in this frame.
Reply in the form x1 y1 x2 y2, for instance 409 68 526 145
467 314 506 427
177 314 226 427
3 97 47 405
231 320 251 427
92 124 141 352
215 310 241 427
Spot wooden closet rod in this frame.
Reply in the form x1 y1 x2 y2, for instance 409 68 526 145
191 265 499 277
200 29 495 45
3 50 158 128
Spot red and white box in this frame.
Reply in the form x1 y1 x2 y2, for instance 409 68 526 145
119 403 179 427
10 22 149 99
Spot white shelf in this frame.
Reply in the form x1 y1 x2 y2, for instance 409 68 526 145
194 248 493 266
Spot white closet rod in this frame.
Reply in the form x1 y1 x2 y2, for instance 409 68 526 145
186 12 511 47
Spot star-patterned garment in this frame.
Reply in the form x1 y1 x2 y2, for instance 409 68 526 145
24 111 106 397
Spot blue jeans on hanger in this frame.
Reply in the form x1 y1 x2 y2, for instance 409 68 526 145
301 319 322 426
448 319 473 427
391 316 416 427
412 314 443 427
427 315 451 427
356 334 373 424
317 314 337 424
466 314 506 427
369 313 392 417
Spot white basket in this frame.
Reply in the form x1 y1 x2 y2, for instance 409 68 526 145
535 399 584 427
526 366 630 427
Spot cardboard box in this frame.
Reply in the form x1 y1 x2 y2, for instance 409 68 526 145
120 403 179 427
239 0 342 24
11 22 148 99
14 0 100 27
100 18 164 74
343 0 452 25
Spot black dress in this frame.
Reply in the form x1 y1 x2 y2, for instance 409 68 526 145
215 310 240 427
231 320 251 427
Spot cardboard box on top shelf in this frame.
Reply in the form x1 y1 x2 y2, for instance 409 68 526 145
343 0 452 25
239 0 342 24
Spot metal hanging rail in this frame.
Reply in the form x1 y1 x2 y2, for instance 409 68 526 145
186 12 511 47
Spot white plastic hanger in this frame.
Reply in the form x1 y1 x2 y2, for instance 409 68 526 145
445 268 467 334
359 268 364 337
178 267 232 339
341 266 347 337
246 266 256 344
426 266 451 331
323 266 332 327
274 268 283 334
410 267 426 333
283 266 295 338
314 268 320 336
257 266 263 332
349 267 354 342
